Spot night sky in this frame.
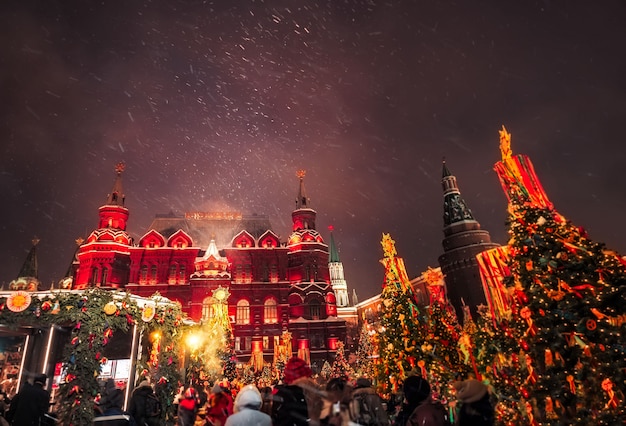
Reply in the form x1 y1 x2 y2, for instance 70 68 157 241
1 0 626 301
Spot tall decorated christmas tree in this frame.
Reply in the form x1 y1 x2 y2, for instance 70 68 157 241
375 233 426 397
420 267 470 403
354 321 376 380
331 341 353 379
470 304 526 425
489 127 626 424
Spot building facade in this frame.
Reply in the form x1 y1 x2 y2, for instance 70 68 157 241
70 165 347 368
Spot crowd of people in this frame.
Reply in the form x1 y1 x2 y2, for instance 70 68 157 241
0 357 495 426
167 357 494 426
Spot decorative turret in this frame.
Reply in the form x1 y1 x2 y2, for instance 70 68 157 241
288 170 325 250
9 237 41 291
192 238 230 279
74 163 132 289
286 170 337 320
437 160 499 319
328 226 350 307
98 162 129 231
442 160 476 226
292 170 316 232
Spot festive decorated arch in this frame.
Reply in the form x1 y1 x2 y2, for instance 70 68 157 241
0 288 186 425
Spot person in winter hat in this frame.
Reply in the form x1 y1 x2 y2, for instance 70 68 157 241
224 384 272 426
283 357 313 384
272 357 323 426
206 383 232 426
6 373 50 426
453 379 494 426
177 387 197 426
393 375 447 426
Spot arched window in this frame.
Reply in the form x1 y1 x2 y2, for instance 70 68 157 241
90 267 99 287
309 299 321 320
178 265 186 283
150 265 158 284
236 300 250 325
264 298 278 324
140 265 148 284
169 264 177 284
101 268 108 286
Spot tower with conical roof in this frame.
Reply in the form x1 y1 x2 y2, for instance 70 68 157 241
286 170 344 357
328 226 350 307
74 162 133 289
437 161 499 319
8 238 41 291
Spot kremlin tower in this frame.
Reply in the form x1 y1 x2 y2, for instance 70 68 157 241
8 238 41 291
437 161 499 319
328 226 350 307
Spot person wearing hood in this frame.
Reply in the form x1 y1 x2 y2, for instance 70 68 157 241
348 378 389 425
394 376 448 426
128 380 159 426
224 385 271 426
272 357 324 426
452 379 493 426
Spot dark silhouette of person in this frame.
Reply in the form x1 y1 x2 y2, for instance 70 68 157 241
6 373 50 426
453 379 494 426
128 380 158 426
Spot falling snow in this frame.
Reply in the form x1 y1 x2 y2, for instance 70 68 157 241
0 1 625 299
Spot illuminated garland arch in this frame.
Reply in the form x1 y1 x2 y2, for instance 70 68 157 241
0 288 185 425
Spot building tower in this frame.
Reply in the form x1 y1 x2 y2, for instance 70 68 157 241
8 238 41 291
74 162 132 289
437 161 499 319
287 170 344 361
328 226 350 307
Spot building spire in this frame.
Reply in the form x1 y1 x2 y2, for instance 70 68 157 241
17 237 39 279
106 162 126 206
441 160 475 227
328 225 341 263
328 225 349 307
8 237 42 291
291 170 317 231
295 169 309 209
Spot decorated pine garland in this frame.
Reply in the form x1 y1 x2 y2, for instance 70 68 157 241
0 288 185 425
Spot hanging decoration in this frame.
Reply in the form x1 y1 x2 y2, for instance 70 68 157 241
6 291 32 312
142 302 156 322
103 301 117 315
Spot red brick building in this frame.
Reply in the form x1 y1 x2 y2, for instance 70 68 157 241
71 164 346 368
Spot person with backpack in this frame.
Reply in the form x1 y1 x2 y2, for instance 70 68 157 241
128 380 160 426
394 375 448 426
349 378 389 426
271 357 324 426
